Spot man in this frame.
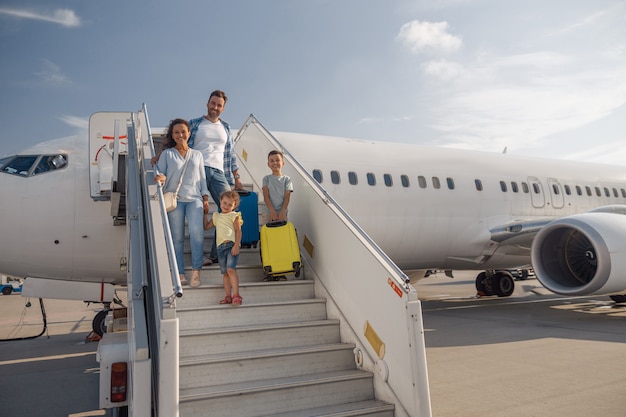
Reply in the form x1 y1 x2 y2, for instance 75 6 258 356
187 90 244 263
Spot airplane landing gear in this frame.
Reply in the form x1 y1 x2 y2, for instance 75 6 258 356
92 305 112 337
476 270 515 297
87 293 124 337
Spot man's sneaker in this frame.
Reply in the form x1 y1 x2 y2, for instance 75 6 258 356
190 270 201 288
202 257 213 266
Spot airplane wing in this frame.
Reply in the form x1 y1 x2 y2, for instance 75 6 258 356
489 218 555 255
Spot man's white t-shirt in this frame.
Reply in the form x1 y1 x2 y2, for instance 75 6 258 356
193 119 228 170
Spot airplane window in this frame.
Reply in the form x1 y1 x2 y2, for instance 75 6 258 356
418 176 427 189
585 186 592 196
348 171 358 185
532 183 540 194
432 177 441 189
400 175 409 187
331 170 340 184
500 181 507 192
564 185 571 195
521 182 529 193
552 184 560 195
447 177 455 190
603 187 610 197
384 174 393 187
33 154 68 175
595 187 601 197
51 154 68 169
367 173 376 186
313 169 323 183
621 189 626 198
474 179 483 191
1 155 38 176
575 185 582 196
612 188 618 198
511 182 519 193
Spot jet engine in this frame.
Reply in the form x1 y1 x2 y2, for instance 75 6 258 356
531 209 626 296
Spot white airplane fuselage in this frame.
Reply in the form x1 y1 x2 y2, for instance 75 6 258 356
1 129 625 298
0 136 126 285
274 132 626 271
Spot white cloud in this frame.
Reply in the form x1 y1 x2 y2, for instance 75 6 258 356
396 20 462 54
0 7 81 27
421 59 464 81
425 49 626 154
59 115 88 131
34 60 71 86
357 116 413 125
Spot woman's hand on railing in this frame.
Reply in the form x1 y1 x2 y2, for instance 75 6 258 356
154 173 166 185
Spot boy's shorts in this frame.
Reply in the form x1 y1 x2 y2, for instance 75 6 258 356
217 241 239 274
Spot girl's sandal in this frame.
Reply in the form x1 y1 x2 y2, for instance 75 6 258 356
219 296 232 304
232 295 243 306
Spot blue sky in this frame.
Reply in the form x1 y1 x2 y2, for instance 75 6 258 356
1 0 625 165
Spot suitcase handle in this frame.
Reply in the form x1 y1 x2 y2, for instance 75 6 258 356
237 190 251 196
266 220 287 227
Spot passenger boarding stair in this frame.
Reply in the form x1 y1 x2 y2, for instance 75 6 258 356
95 108 430 417
176 247 395 416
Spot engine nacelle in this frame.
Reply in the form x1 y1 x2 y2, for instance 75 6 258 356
531 210 626 296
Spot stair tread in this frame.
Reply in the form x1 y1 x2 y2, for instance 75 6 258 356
267 400 395 417
176 297 326 312
180 342 356 366
180 279 314 289
180 369 373 401
179 318 340 338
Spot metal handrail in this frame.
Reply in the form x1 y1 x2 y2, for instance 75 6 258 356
237 114 412 290
142 104 183 300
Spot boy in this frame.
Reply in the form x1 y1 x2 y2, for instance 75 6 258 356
261 150 293 225
204 190 244 305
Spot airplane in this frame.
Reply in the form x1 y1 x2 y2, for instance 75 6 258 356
1 115 625 334
270 131 626 301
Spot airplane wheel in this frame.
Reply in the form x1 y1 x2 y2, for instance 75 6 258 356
609 294 626 303
92 309 110 337
493 272 515 297
475 272 493 295
518 270 529 280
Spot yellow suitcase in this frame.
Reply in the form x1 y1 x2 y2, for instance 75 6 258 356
260 220 302 280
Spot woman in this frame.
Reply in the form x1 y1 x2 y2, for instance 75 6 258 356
155 118 210 287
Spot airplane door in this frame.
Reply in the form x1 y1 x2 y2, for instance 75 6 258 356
89 112 132 200
547 177 564 209
527 177 545 208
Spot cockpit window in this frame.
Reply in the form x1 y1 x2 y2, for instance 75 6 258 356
1 154 68 177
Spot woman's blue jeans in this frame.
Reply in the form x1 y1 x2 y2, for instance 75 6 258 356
167 199 204 274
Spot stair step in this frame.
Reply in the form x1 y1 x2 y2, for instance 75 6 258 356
183 263 267 283
268 400 395 417
180 343 356 389
176 280 315 307
179 370 376 417
179 319 340 358
177 299 328 331
175 212 395 416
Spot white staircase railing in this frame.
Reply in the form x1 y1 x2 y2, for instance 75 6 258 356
234 115 432 417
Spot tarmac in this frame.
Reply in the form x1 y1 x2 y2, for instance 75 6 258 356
0 273 625 417
0 296 106 417
417 270 626 417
